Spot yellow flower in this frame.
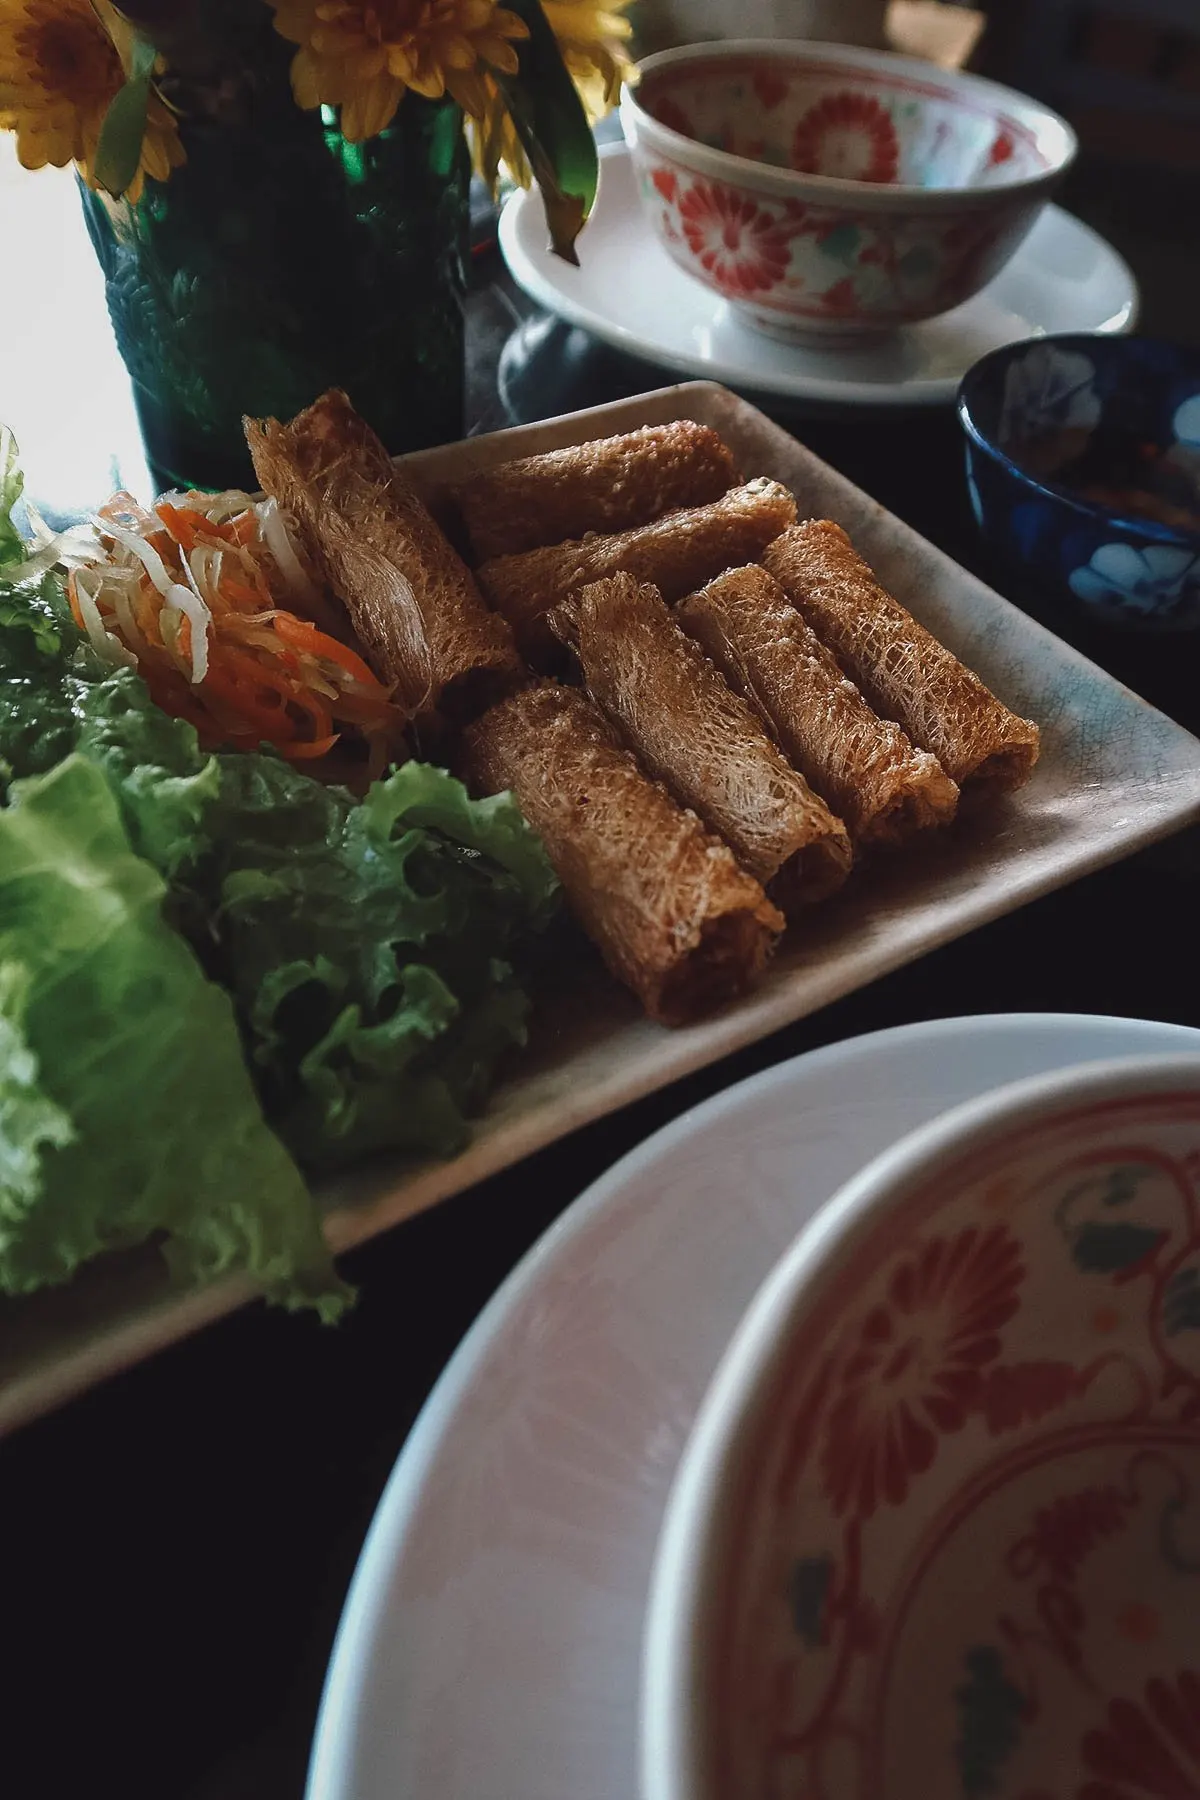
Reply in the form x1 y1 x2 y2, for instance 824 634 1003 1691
270 0 530 143
466 69 527 190
541 0 633 121
467 0 632 191
0 0 183 200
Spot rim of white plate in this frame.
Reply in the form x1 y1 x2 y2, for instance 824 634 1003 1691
306 1013 1198 1800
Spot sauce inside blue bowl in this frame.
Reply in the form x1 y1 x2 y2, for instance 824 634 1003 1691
1018 423 1200 537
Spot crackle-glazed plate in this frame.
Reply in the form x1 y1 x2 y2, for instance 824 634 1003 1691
3 379 1200 1434
306 1014 1200 1800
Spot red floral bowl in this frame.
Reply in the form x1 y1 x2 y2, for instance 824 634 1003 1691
620 41 1075 339
642 1053 1200 1800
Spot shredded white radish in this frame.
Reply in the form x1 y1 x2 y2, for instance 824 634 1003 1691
107 573 149 657
202 489 255 525
164 580 211 684
159 605 182 668
73 570 137 668
257 497 320 602
188 543 218 600
103 525 174 596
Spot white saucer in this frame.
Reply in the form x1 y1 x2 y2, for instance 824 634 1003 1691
499 143 1139 410
306 1012 1200 1800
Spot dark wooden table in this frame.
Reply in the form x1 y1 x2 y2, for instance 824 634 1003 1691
3 151 1200 1800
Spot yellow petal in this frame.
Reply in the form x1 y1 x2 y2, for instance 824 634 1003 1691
442 36 479 70
479 37 520 74
291 47 330 107
492 8 530 38
405 63 446 99
16 140 52 172
341 71 402 140
342 44 385 78
311 24 367 54
447 65 490 117
140 131 171 181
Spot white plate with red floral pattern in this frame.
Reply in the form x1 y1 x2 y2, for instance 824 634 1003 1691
306 1012 1200 1800
499 143 1137 409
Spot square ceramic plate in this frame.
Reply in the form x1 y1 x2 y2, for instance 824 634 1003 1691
5 379 1200 1435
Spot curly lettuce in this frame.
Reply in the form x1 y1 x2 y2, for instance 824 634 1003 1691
0 539 558 1157
0 756 349 1315
0 457 559 1316
204 755 557 1167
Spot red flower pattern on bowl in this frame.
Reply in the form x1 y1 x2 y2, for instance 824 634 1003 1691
643 1060 1200 1800
1079 1669 1200 1800
791 90 900 184
677 180 791 298
819 1225 1024 1518
640 156 1025 335
623 42 1075 338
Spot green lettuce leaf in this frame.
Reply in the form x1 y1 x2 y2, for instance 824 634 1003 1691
0 562 560 1185
0 425 25 568
74 670 221 884
0 583 217 882
0 755 349 1316
201 756 559 1167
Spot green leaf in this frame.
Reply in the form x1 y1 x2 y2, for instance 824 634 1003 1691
493 0 599 264
206 754 559 1168
954 1646 1025 1797
94 68 153 198
0 965 75 1216
1069 1220 1163 1275
0 756 349 1316
0 424 25 568
789 1555 832 1648
0 566 559 1190
818 223 861 263
1163 1266 1200 1336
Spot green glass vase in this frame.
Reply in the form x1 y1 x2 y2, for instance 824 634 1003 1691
81 78 470 494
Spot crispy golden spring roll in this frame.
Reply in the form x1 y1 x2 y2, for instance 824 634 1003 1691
245 390 523 734
455 422 738 561
462 684 784 1025
678 566 959 848
763 522 1040 794
551 574 850 909
477 478 798 666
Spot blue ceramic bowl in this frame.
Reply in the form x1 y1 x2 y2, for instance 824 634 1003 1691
957 333 1200 630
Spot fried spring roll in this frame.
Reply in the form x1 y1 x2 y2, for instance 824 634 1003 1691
455 422 738 561
245 390 523 734
678 566 959 847
551 574 850 909
477 478 798 666
462 685 784 1025
763 522 1040 793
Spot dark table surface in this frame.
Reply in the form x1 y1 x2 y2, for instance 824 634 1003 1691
4 147 1200 1800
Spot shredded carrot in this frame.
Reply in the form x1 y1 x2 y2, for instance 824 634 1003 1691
270 611 385 691
67 570 85 632
77 492 402 770
282 734 339 760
